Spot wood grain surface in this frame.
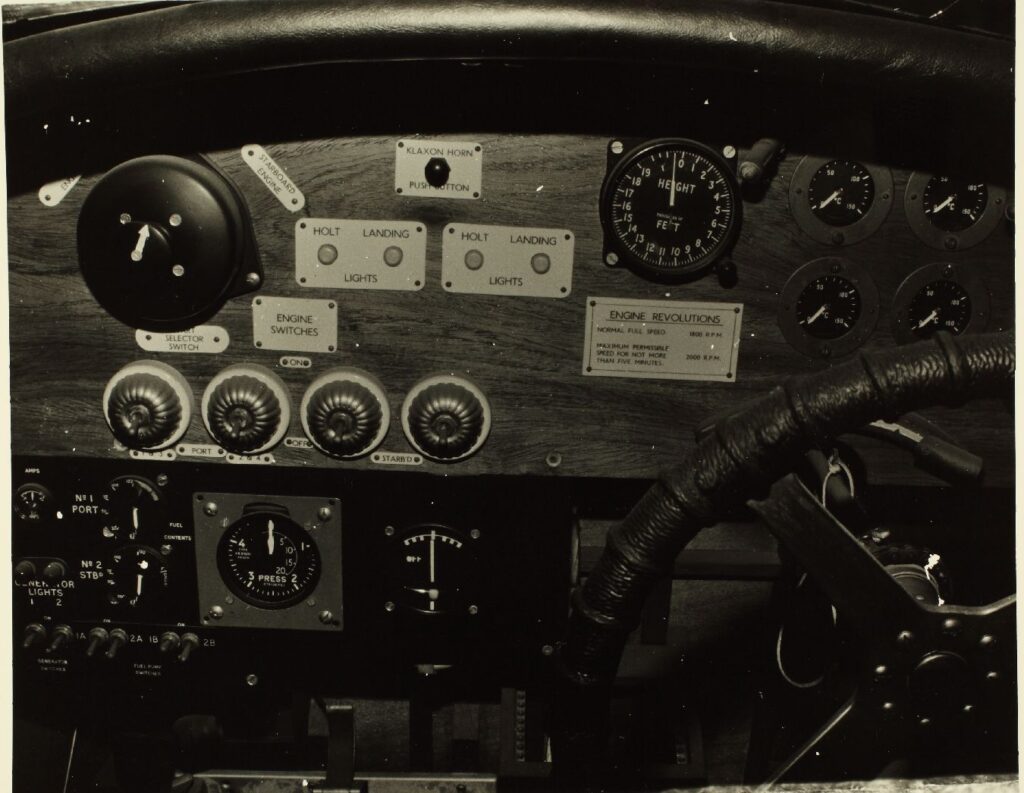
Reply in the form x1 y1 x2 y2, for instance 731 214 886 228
8 135 1015 484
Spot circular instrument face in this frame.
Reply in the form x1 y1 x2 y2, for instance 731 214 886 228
921 177 988 232
100 475 163 542
217 513 321 609
794 275 862 339
778 258 879 358
15 483 53 523
104 545 169 608
807 160 875 227
905 280 971 339
601 139 741 279
392 525 474 615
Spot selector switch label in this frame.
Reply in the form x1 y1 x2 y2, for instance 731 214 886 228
135 325 229 354
395 139 482 199
252 296 338 353
441 224 574 298
295 219 426 291
583 297 743 382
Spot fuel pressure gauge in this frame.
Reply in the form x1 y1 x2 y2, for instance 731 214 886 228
891 262 990 344
790 156 893 245
779 257 879 358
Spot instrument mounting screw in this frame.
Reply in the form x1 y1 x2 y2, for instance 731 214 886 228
156 474 169 487
979 634 996 649
245 674 258 687
541 645 554 656
963 704 975 713
874 664 888 678
882 702 895 711
470 529 481 540
986 671 999 681
545 452 562 469
204 502 218 516
468 605 479 616
610 141 624 154
245 272 261 287
384 526 395 537
897 630 914 646
318 507 332 522
384 601 395 612
919 717 931 727
605 252 619 267
941 618 961 635
318 610 333 624
160 544 172 556
722 145 737 159
209 606 224 620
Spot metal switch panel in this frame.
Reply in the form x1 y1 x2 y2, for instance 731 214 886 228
296 219 426 291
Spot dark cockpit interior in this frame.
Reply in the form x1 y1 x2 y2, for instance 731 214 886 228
3 1 1016 790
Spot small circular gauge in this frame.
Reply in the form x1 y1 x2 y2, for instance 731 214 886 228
794 275 862 339
104 545 169 608
217 512 321 609
807 160 875 227
892 263 990 344
778 257 879 358
15 483 54 523
99 475 164 541
921 178 988 233
600 138 741 280
905 173 1007 251
389 524 477 616
790 156 893 245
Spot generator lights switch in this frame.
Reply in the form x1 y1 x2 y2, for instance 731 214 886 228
295 219 426 292
442 224 574 298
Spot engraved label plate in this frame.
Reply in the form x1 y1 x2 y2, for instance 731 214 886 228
284 437 314 449
39 175 81 207
225 453 277 465
136 326 229 354
241 144 306 211
295 219 426 291
177 443 225 459
395 139 482 199
371 451 424 466
583 297 743 382
442 224 574 298
279 356 312 369
252 296 337 353
129 449 177 460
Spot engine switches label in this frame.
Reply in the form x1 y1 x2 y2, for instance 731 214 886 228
395 139 482 199
583 297 743 382
295 219 426 291
441 224 574 298
252 296 337 354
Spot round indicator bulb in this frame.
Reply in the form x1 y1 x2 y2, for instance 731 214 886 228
906 279 972 339
795 275 862 339
921 177 988 233
807 160 875 227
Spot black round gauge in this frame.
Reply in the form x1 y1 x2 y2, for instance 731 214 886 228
100 475 163 542
789 156 893 245
892 263 990 344
778 257 879 359
600 138 741 280
807 160 875 227
794 275 862 339
104 545 169 608
905 173 1006 251
15 483 54 523
391 524 475 616
217 512 321 609
921 177 988 232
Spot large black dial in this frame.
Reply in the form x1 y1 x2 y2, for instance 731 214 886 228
807 160 874 227
922 177 988 232
795 276 862 339
104 545 169 608
906 280 972 339
99 475 163 542
601 139 740 280
217 513 321 608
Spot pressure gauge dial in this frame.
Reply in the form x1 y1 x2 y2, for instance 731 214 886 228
790 156 893 245
600 138 741 280
778 257 879 358
892 263 990 344
217 512 321 609
905 173 1007 250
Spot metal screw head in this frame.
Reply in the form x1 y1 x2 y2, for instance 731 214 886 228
919 717 931 727
225 596 234 605
318 610 333 624
541 645 555 656
610 141 624 154
941 617 961 635
245 272 261 287
722 145 737 159
986 671 1000 681
210 605 224 620
169 213 183 227
831 231 845 245
944 237 958 251
545 452 562 469
897 630 914 646
119 213 132 225
318 507 332 522
245 674 258 687
469 529 481 540
384 601 395 612
468 605 479 616
160 544 172 556
963 703 975 714
605 252 619 267
204 502 218 517
156 474 169 487
384 525 395 537
874 664 889 678
979 634 996 649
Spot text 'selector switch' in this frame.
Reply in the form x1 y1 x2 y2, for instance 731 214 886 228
295 219 426 292
441 224 574 298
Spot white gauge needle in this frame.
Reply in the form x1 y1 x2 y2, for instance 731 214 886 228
131 225 151 262
927 195 955 214
131 507 140 532
817 190 841 210
136 574 143 596
429 529 436 584
404 587 441 600
266 520 275 556
803 305 828 325
916 309 939 330
669 156 677 208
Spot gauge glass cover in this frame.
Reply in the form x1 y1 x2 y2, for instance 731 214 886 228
795 275 862 339
806 160 875 227
906 279 972 339
921 177 988 232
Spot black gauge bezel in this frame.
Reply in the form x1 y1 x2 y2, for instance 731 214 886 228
904 172 1008 251
778 257 880 359
891 262 990 344
385 522 479 617
789 156 894 246
600 137 742 282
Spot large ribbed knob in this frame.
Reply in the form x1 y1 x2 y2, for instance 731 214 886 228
103 361 192 450
202 365 290 454
301 369 389 459
402 376 491 462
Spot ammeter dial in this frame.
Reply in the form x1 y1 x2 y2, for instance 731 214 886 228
391 525 476 616
104 545 169 608
807 160 875 227
778 258 879 358
100 475 164 541
217 513 321 609
922 178 988 233
600 138 741 280
15 484 54 523
891 263 990 344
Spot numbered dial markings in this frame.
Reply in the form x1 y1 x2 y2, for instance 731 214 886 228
393 526 473 615
100 475 163 541
104 545 169 608
795 276 862 340
602 140 740 278
217 513 321 609
922 178 988 233
906 280 972 339
807 160 874 227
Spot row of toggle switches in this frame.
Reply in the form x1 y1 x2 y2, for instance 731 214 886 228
22 623 199 662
